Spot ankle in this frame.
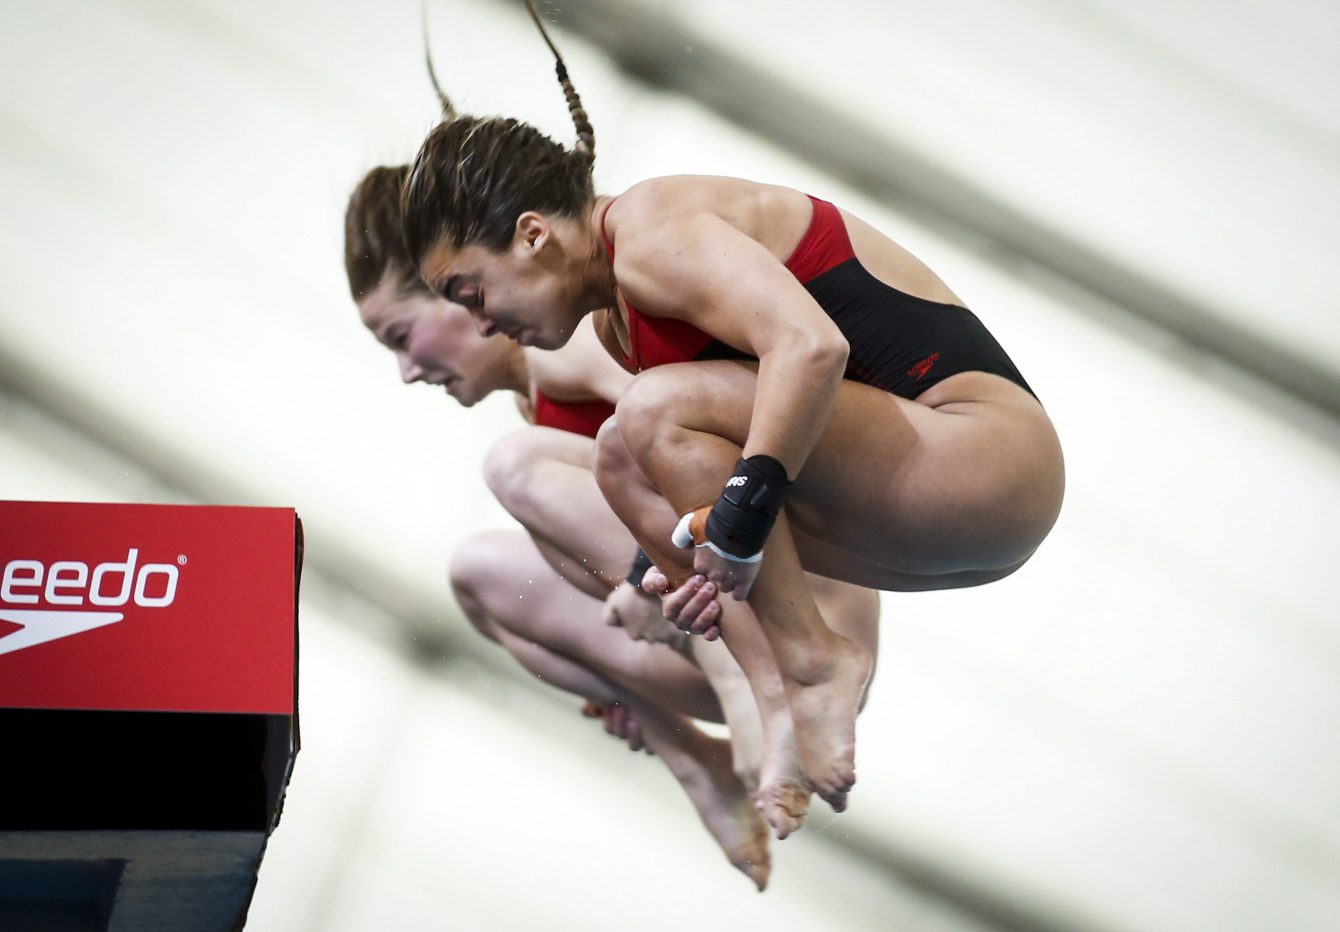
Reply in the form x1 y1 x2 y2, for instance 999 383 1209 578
777 632 860 686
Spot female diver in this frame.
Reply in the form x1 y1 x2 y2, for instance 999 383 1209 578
396 2 1064 825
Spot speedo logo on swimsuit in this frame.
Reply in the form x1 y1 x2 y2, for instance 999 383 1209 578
907 352 941 381
0 549 182 656
725 476 748 488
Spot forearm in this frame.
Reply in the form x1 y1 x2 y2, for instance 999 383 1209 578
743 337 848 477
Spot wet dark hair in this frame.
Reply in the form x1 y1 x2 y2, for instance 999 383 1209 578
402 0 596 265
343 164 427 302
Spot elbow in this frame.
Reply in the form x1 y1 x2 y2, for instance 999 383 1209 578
759 322 849 382
806 331 849 382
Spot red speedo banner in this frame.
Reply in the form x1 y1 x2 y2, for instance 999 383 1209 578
0 501 297 715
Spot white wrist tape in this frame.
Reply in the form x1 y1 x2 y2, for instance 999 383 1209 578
672 511 763 564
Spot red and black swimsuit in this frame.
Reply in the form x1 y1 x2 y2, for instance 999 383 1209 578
601 195 1034 399
533 391 615 439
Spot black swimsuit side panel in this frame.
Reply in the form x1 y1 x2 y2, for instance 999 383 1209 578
693 341 756 364
683 257 1035 402
804 259 1035 400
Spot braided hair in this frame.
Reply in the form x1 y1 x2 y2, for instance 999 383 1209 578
524 0 594 164
403 0 597 264
422 0 457 120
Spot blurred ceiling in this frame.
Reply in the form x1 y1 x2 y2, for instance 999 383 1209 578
533 0 1340 418
2 2 1338 931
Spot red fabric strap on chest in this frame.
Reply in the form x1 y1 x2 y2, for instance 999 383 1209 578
533 391 615 439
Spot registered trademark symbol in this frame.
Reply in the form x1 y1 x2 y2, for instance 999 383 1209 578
177 555 188 565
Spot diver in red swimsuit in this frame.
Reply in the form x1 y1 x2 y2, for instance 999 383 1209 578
345 164 879 887
397 3 1064 838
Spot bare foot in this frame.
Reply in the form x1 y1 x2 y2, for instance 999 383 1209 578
786 637 873 811
690 639 763 792
674 734 773 891
754 718 813 840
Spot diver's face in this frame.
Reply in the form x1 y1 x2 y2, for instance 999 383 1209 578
419 223 580 352
357 275 515 407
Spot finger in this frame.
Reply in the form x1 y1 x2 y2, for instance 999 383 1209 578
626 720 644 752
581 701 602 718
661 576 704 626
688 597 720 636
684 583 720 636
703 623 721 641
693 550 715 579
641 566 670 595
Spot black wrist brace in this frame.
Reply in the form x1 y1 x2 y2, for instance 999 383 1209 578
627 548 654 588
705 455 790 559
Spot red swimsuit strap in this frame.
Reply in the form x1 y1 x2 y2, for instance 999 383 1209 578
599 194 853 372
599 198 641 370
784 196 856 283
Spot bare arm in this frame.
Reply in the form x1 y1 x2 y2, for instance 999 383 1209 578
527 314 634 406
607 193 849 479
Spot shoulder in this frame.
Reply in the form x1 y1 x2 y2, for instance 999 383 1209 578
603 177 690 241
604 175 764 236
604 176 808 260
603 178 728 275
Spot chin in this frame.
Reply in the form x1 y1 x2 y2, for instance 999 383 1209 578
530 329 568 351
447 384 478 407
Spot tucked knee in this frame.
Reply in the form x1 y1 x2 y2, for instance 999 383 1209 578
611 369 693 461
593 416 638 500
448 530 521 643
483 429 547 522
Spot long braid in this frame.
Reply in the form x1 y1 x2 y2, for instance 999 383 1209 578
402 3 599 263
421 0 457 120
523 0 594 165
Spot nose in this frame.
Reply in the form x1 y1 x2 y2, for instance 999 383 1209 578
397 352 424 384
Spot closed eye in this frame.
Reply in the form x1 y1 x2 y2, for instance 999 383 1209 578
442 275 483 309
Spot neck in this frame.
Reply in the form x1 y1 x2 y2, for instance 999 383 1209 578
576 195 618 311
499 341 530 395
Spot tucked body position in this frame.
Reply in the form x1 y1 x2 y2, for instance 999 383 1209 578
398 0 1062 839
345 163 878 888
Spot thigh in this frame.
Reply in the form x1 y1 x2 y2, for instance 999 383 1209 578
485 426 637 584
634 361 1063 577
470 530 722 721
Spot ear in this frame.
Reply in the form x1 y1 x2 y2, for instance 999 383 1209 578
515 211 551 254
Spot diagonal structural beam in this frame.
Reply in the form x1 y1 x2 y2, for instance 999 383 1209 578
515 0 1340 426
